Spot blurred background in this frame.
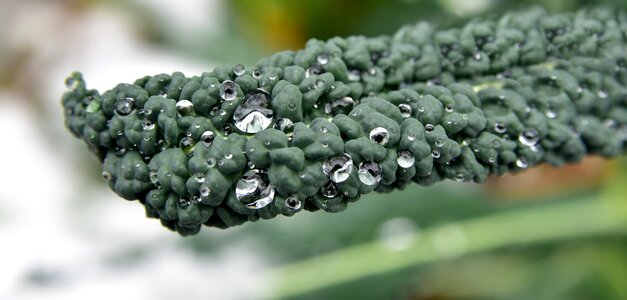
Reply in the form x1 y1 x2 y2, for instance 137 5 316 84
1 0 626 299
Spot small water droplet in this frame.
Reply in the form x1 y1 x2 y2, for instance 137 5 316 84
117 130 123 136
397 151 415 168
358 161 382 186
316 53 329 65
435 139 445 147
488 156 496 163
597 90 608 99
199 184 211 197
367 68 377 76
314 79 326 90
425 124 435 132
268 73 277 80
102 171 112 181
206 157 216 168
321 181 339 198
194 173 205 183
180 137 195 155
369 127 389 145
321 126 328 133
247 161 256 169
233 92 273 133
545 110 557 119
200 131 215 147
323 153 353 183
236 169 275 209
431 150 441 158
325 97 354 115
519 128 539 146
455 173 465 182
407 134 416 141
305 64 322 78
603 118 617 128
233 64 245 76
274 118 294 135
225 152 233 159
399 104 412 118
444 104 454 113
348 70 361 81
142 119 155 131
176 100 194 116
516 158 528 168
116 98 134 116
473 52 481 60
222 124 233 135
219 80 238 101
285 195 302 211
494 122 507 133
252 68 262 79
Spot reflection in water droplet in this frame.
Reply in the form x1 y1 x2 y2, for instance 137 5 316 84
200 131 215 147
116 98 134 116
455 174 465 182
425 124 435 132
358 161 382 186
323 154 353 183
519 128 539 146
314 79 325 90
233 92 273 133
494 122 507 133
233 64 245 76
305 64 322 78
516 158 528 168
235 169 275 209
194 173 205 183
199 185 210 197
399 104 412 118
432 150 441 158
316 53 329 65
435 139 445 147
397 151 415 168
444 104 454 113
225 153 233 159
142 119 155 131
178 198 191 208
274 118 294 135
348 70 361 81
285 195 302 211
102 171 112 181
597 90 608 99
66 77 80 90
325 97 354 115
369 127 390 145
219 80 238 101
545 110 557 119
180 137 195 155
206 157 216 168
252 69 262 79
321 181 339 198
176 100 194 116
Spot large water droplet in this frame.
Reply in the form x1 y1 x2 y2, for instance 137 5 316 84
397 150 415 168
176 100 194 116
200 131 215 147
320 181 339 198
358 161 382 186
325 97 354 115
180 137 196 155
220 80 238 101
235 169 275 209
142 119 155 131
233 64 245 76
285 195 302 211
519 128 539 146
322 153 353 183
116 98 134 116
314 79 326 90
233 91 273 133
399 104 412 118
369 127 390 145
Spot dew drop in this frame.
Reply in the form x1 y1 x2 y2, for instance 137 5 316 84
176 100 194 116
225 152 233 159
425 124 435 132
235 169 275 209
348 70 361 81
102 171 112 181
305 64 322 78
149 171 159 184
252 68 262 79
219 80 238 101
431 150 441 158
65 77 80 90
233 64 245 76
274 118 294 135
199 185 211 197
435 139 445 147
325 97 355 115
407 134 416 141
473 52 482 60
322 153 353 183
316 53 329 65
494 122 507 133
399 104 412 118
545 109 557 119
222 124 233 135
177 198 191 208
397 150 415 168
194 173 205 183
179 137 196 155
597 90 608 99
516 158 528 168
314 79 326 90
369 127 390 145
116 98 134 116
142 119 155 131
233 91 273 133
206 157 216 168
285 195 302 211
320 181 339 198
200 131 215 147
519 128 539 146
358 161 382 186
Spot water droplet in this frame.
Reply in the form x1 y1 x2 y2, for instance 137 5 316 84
233 64 245 76
117 130 123 136
176 100 194 116
180 137 195 155
219 80 238 101
321 126 328 133
252 68 262 79
519 128 539 146
305 64 322 78
431 150 441 158
603 118 617 128
247 161 256 169
233 91 273 133
321 181 339 198
516 158 528 168
325 97 354 115
314 79 326 90
149 171 159 184
142 119 155 131
348 70 361 81
455 174 465 182
494 122 507 133
369 127 390 145
425 124 435 132
206 157 216 167
545 109 557 119
407 134 416 141
102 171 112 181
222 124 233 135
473 52 481 60
435 139 445 147
194 173 205 183
358 161 382 186
418 106 425 113
116 98 134 116
285 195 302 211
399 104 412 118
200 131 215 147
444 104 454 113
199 184 211 197
488 156 496 163
323 153 353 183
225 152 233 159
597 90 608 99
397 151 415 168
274 118 294 135
367 68 377 76
236 169 275 209
316 53 329 65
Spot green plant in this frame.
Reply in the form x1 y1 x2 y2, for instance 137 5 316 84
62 7 626 235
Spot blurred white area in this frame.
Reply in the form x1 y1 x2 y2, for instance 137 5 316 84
0 1 267 300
